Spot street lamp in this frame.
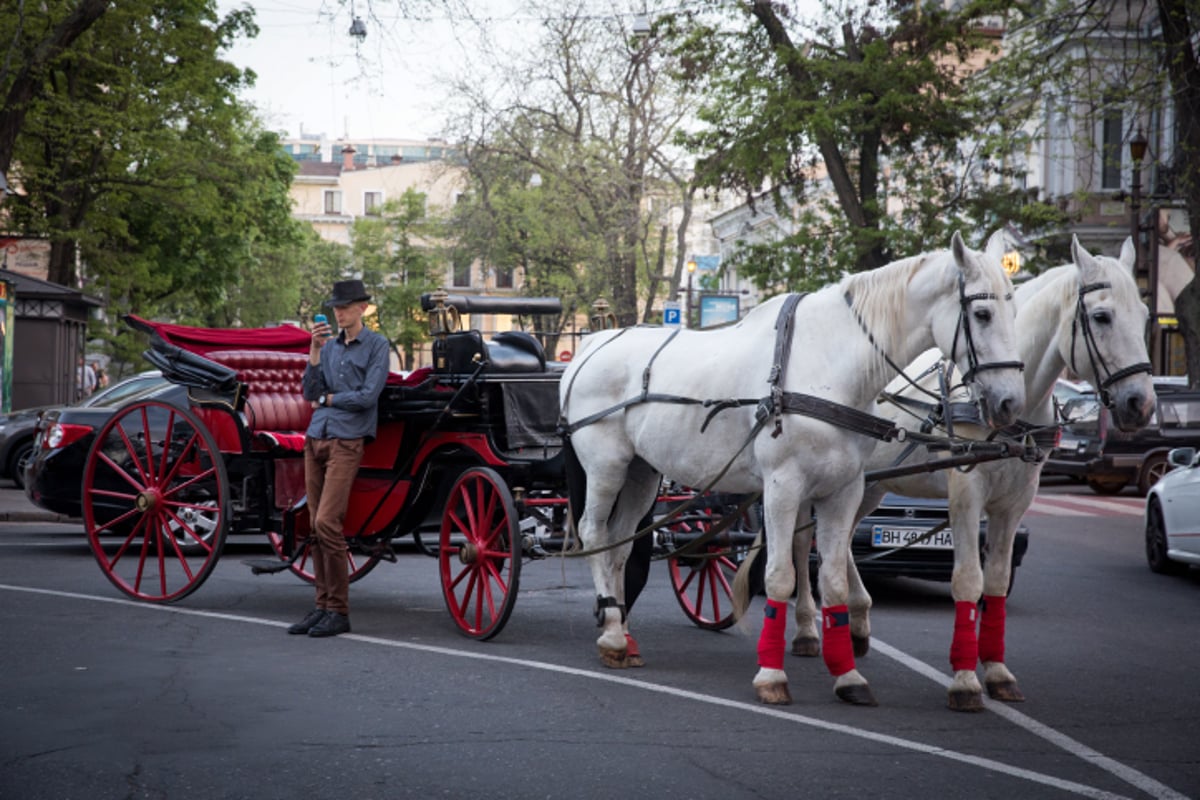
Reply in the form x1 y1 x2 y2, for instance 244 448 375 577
1129 129 1157 370
685 258 697 329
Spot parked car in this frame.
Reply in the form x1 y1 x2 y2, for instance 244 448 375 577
1144 447 1200 575
0 371 166 489
1044 379 1199 495
24 377 186 518
808 493 1030 592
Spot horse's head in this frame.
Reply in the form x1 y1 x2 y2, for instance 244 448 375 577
930 230 1026 428
1065 236 1156 431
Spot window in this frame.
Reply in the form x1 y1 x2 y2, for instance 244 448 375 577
324 190 342 215
495 265 514 289
452 253 472 287
1100 97 1124 190
364 191 383 216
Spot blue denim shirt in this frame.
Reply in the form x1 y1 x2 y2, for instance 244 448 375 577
302 326 390 442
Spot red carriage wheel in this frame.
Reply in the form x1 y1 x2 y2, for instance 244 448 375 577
265 530 381 584
666 507 740 631
438 467 522 640
82 400 229 603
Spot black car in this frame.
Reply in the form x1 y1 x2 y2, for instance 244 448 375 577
833 493 1030 589
0 371 166 489
24 378 187 518
1044 378 1199 495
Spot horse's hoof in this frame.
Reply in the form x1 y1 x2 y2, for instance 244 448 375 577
947 688 985 712
755 682 793 705
986 680 1025 702
852 634 870 658
791 637 820 657
835 683 878 707
624 653 645 668
599 647 633 669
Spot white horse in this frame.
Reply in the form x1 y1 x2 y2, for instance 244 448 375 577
560 232 1026 706
783 235 1155 710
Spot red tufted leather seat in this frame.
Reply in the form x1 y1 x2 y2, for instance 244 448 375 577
206 350 312 446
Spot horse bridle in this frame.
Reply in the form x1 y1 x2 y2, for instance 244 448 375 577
949 270 1024 384
1070 280 1153 408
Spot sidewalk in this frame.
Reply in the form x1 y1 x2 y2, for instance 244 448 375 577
0 482 76 523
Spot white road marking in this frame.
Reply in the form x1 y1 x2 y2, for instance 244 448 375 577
871 638 1188 800
1027 495 1144 517
1 583 1185 800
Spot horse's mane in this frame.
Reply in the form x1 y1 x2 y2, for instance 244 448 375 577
1016 254 1142 315
839 253 930 382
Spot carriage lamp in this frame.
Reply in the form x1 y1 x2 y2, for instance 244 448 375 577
590 298 618 331
427 287 461 338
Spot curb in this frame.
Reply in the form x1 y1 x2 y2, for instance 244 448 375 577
0 510 77 523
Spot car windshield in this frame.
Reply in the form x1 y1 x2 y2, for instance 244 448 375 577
1060 394 1101 423
85 376 169 408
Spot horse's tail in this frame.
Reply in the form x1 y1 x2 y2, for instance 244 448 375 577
731 530 763 631
564 436 586 530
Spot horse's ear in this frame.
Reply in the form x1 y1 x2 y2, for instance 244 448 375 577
1118 236 1137 270
1071 235 1101 280
951 231 970 272
984 228 1007 262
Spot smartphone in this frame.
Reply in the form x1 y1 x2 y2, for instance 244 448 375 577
314 313 332 337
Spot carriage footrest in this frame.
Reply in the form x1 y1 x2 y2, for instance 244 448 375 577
243 558 293 575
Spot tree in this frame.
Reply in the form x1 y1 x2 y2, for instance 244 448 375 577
664 0 1063 291
350 189 443 369
442 1 698 325
994 1 1200 381
0 0 110 182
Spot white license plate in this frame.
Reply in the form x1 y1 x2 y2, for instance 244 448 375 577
1058 437 1079 450
871 525 954 550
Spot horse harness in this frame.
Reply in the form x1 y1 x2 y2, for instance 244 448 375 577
1071 280 1153 408
562 270 1023 448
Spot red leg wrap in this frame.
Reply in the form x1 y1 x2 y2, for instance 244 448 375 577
949 600 979 672
756 598 788 670
624 633 640 659
822 605 855 677
979 595 1006 664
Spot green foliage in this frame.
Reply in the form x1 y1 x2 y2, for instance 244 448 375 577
664 0 1063 284
350 189 442 369
1 0 311 363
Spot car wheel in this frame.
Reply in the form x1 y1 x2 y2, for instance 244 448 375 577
7 438 33 490
1086 474 1128 495
1137 455 1170 496
1145 498 1185 575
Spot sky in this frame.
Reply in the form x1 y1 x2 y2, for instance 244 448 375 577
216 0 831 143
216 0 591 142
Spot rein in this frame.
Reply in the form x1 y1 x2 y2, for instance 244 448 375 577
1070 280 1153 408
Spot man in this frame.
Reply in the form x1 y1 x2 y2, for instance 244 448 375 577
288 279 390 638
77 355 96 401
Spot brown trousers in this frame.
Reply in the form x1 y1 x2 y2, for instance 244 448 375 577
303 437 364 615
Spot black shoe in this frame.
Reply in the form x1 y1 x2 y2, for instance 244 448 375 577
308 611 350 638
287 608 327 635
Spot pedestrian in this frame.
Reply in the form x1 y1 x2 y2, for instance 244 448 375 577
288 279 389 638
76 355 96 401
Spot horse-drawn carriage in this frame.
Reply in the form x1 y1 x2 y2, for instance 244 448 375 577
80 291 754 639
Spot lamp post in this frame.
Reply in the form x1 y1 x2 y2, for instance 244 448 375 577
1129 129 1157 370
685 258 697 328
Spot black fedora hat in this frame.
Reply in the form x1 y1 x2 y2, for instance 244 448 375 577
324 279 372 308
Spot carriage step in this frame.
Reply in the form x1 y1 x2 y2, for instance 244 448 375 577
243 558 293 575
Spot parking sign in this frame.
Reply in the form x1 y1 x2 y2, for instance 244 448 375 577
663 301 681 327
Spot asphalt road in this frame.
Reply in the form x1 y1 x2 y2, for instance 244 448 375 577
1 481 1197 800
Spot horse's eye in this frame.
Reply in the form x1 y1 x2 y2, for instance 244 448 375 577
973 308 993 323
1092 310 1112 325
